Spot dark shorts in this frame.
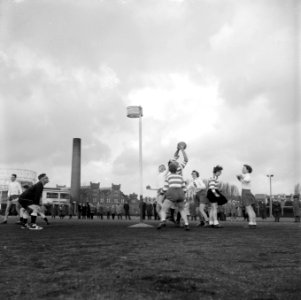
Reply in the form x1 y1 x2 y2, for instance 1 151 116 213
165 188 185 202
9 195 19 201
18 198 34 209
207 189 228 205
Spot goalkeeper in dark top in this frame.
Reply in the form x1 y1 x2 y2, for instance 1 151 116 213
18 173 50 230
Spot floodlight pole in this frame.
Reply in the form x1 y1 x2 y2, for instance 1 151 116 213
267 174 274 218
127 106 151 227
138 112 143 222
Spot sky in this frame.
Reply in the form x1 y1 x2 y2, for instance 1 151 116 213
0 0 300 196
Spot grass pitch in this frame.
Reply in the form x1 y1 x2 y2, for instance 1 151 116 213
0 217 300 300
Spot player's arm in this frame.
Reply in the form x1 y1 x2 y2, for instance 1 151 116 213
180 148 188 163
182 179 187 193
18 182 22 195
240 174 251 184
33 184 43 204
7 183 11 198
174 149 180 160
161 179 169 194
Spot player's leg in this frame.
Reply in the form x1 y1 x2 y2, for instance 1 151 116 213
28 205 43 230
2 199 12 223
37 207 50 225
199 203 210 227
178 201 190 231
20 209 31 229
158 199 172 229
246 205 256 227
211 203 222 228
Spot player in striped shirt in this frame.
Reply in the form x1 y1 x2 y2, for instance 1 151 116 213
207 165 227 228
168 143 188 224
157 162 190 231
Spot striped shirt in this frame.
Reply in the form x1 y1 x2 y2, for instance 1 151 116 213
208 175 219 192
163 174 187 192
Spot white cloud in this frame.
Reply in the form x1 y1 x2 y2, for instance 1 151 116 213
0 0 298 196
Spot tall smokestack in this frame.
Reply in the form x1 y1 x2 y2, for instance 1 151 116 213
71 138 81 204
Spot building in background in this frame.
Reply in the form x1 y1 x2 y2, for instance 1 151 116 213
42 187 71 206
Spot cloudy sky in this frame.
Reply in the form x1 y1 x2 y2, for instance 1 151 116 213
0 0 300 196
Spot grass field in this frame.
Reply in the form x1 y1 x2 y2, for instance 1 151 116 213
0 217 300 300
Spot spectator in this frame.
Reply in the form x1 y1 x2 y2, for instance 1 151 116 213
153 201 159 220
106 205 111 220
124 202 131 220
259 200 266 219
87 203 91 219
230 200 237 221
141 197 147 220
77 204 82 219
90 204 96 220
146 201 153 220
82 203 87 219
293 195 301 223
68 203 73 219
111 204 117 220
272 199 281 222
218 205 226 221
116 203 123 220
51 204 57 219
99 204 104 219
59 205 64 219
97 203 104 219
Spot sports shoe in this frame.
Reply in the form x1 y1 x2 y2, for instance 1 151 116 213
1 220 7 224
204 221 211 228
28 224 43 230
184 225 190 231
248 224 257 229
168 217 176 223
21 223 30 229
196 221 205 227
212 224 223 228
157 221 166 230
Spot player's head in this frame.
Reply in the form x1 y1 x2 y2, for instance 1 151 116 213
213 165 223 176
22 184 29 191
168 162 178 174
158 164 166 173
191 170 199 178
38 173 49 185
243 164 253 174
168 159 179 167
11 174 17 181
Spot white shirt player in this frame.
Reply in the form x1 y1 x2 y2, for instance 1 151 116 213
8 181 22 197
240 173 251 189
187 178 206 192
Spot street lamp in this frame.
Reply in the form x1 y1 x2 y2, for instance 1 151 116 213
127 106 152 227
266 174 274 217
